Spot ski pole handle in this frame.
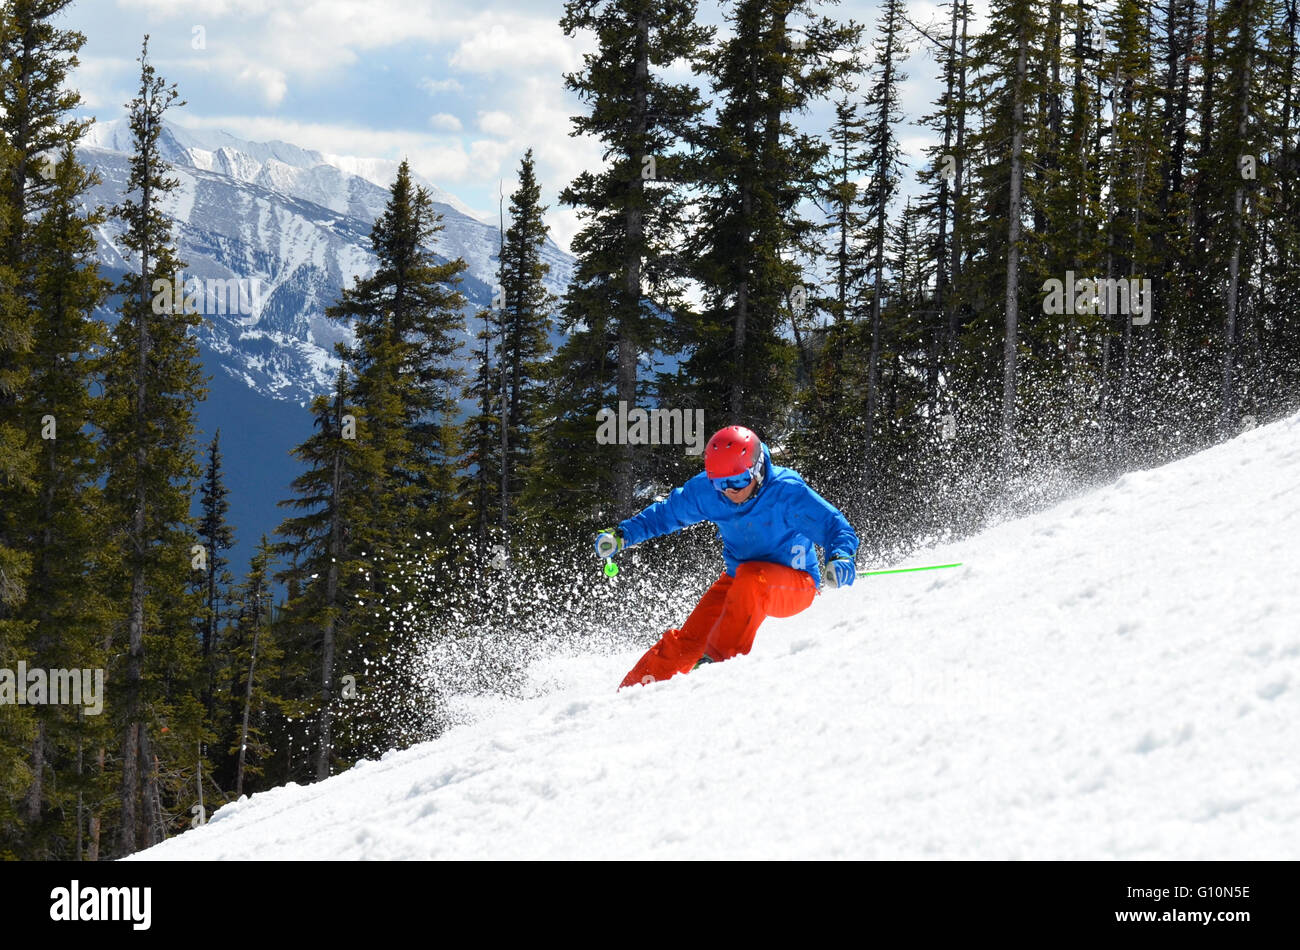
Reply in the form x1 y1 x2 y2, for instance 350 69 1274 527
594 531 622 559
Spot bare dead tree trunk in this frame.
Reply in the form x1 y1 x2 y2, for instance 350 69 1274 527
141 735 164 847
24 723 45 826
836 112 852 324
1193 0 1219 252
88 739 104 861
498 185 509 533
236 610 263 797
1223 0 1255 433
1002 26 1029 461
949 2 970 354
1126 43 1156 449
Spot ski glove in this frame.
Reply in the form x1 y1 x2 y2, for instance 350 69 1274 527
829 557 857 588
594 528 626 559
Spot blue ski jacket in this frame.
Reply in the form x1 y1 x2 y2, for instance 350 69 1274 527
617 446 859 589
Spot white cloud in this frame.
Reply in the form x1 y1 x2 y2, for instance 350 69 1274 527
67 55 134 110
547 207 585 259
420 77 464 94
468 137 512 170
120 0 445 87
171 114 469 173
82 1 655 253
460 75 603 251
449 15 584 75
237 63 288 106
476 110 513 137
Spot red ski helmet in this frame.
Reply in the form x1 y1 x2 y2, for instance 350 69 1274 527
704 425 763 479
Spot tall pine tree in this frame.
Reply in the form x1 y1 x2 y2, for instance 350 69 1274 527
275 369 382 780
0 0 110 859
99 36 206 856
684 0 860 435
485 149 556 538
548 0 711 520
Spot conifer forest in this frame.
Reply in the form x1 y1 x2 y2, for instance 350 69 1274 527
0 0 1297 860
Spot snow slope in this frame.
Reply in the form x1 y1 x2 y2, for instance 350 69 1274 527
134 414 1300 860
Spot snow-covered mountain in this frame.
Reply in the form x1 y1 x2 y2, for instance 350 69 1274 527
80 119 575 405
131 412 1300 859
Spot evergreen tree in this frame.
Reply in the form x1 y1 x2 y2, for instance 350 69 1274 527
196 431 234 724
456 309 504 562
1032 0 1107 463
275 369 382 779
1151 0 1201 405
685 0 861 434
0 131 35 862
1260 0 1300 400
99 36 206 856
963 0 1046 459
0 1 87 277
791 97 870 481
1095 0 1163 454
523 311 619 529
319 161 469 760
0 0 105 859
327 160 468 548
914 0 976 373
11 140 111 859
821 97 870 329
858 0 910 483
1209 0 1275 433
225 536 280 798
551 0 711 519
457 149 556 588
871 200 941 538
488 149 556 536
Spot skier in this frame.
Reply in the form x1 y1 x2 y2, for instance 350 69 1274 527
596 425 859 689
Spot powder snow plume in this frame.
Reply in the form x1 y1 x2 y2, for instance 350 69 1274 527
132 413 1300 859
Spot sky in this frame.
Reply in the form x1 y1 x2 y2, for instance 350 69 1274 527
62 0 991 254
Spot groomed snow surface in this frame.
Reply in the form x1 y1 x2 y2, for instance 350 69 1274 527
135 414 1300 860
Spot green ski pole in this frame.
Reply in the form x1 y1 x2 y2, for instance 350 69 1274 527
858 562 962 577
826 561 963 588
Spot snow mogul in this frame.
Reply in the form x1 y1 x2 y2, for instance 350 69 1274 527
595 425 859 689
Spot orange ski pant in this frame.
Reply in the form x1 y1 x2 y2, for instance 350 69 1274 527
619 561 817 689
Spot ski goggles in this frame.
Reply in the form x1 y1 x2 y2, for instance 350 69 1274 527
710 471 754 493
